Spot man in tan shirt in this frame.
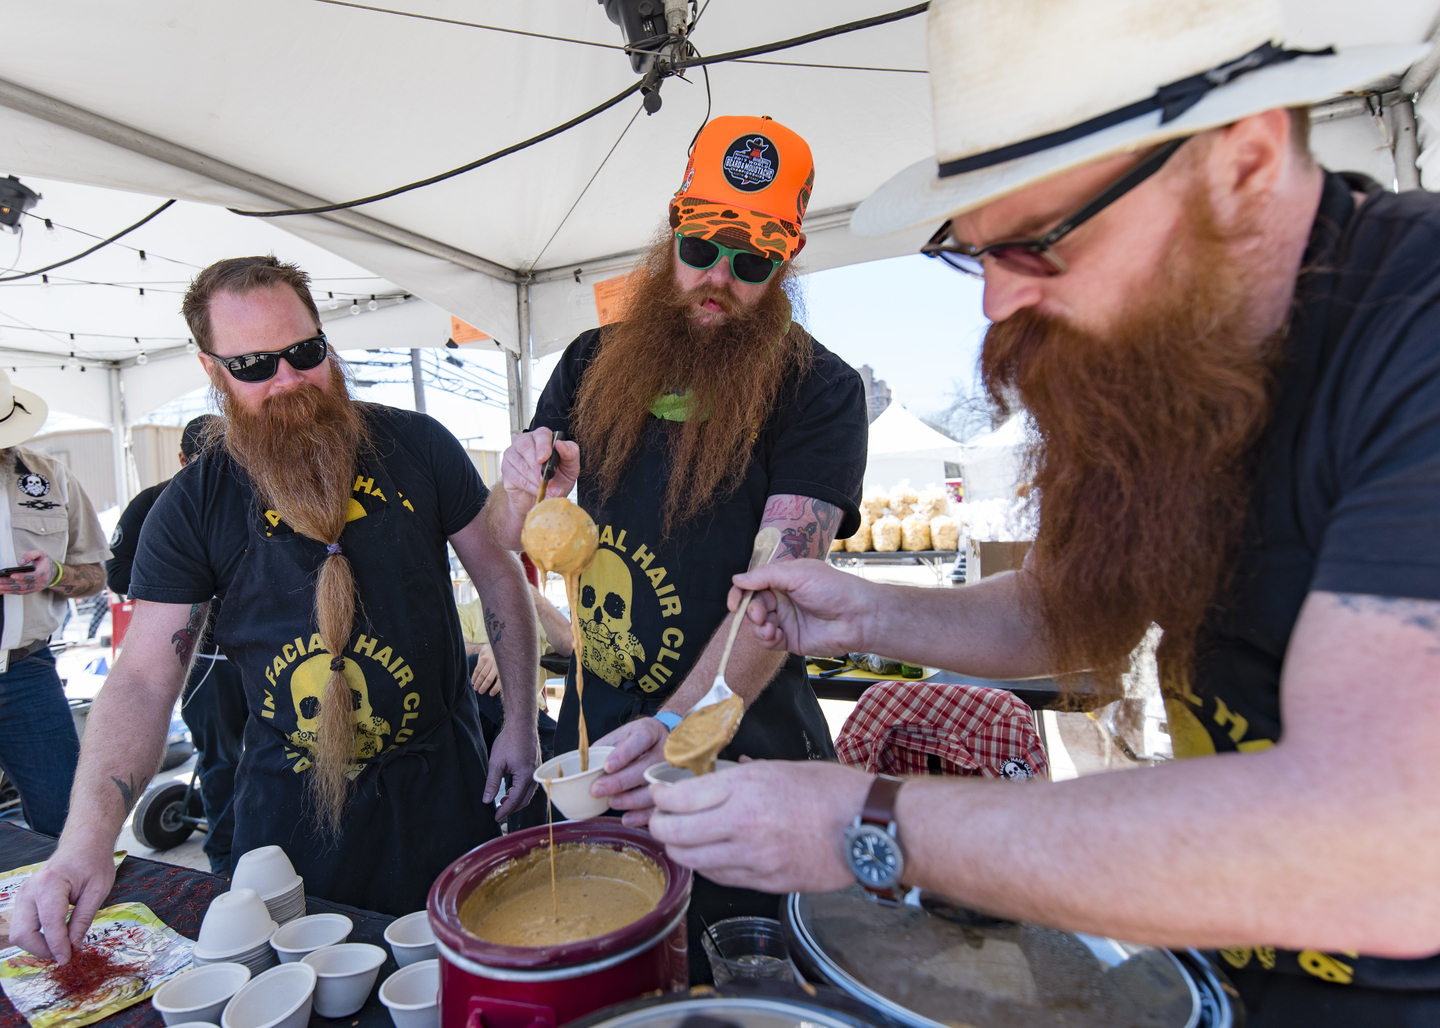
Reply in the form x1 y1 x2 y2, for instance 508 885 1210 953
0 371 110 836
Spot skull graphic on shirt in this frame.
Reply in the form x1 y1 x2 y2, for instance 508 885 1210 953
577 548 646 687
287 653 392 770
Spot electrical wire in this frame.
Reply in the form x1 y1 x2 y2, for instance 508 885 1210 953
229 3 930 219
529 101 646 271
731 58 926 73
229 82 644 218
21 210 202 270
0 201 175 283
308 0 625 50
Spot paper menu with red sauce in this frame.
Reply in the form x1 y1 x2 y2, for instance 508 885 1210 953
0 902 193 1028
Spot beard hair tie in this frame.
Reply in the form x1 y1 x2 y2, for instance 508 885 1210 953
326 542 342 556
330 656 346 671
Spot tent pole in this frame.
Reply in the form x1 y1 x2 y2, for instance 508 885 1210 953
517 280 533 428
410 349 426 414
1393 96 1421 192
109 367 130 510
506 351 523 435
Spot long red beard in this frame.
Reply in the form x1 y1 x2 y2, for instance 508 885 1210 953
570 231 808 534
981 193 1282 700
215 361 369 833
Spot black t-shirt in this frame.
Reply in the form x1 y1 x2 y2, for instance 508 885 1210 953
1179 173 1440 995
530 323 867 761
129 405 497 914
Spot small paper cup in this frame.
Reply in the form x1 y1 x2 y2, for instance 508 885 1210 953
531 746 615 819
302 942 387 1019
220 962 315 1028
270 912 352 963
383 911 436 968
643 759 740 786
378 958 439 1028
153 963 251 1026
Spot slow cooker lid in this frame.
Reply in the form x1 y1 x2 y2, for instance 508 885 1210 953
572 996 881 1028
787 888 1200 1028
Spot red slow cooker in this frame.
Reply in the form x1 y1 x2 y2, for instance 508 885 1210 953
429 818 693 1028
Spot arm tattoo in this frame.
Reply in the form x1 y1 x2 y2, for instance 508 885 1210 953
484 608 505 647
48 562 106 598
1333 593 1440 643
110 773 148 814
763 495 843 560
172 602 210 666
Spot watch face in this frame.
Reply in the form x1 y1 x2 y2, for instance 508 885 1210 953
846 825 902 889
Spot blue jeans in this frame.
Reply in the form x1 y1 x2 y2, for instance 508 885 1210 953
0 648 78 837
181 653 247 876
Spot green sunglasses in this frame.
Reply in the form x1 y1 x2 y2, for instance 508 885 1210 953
675 232 782 284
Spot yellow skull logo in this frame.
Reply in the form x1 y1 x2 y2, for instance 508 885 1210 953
287 653 392 769
577 549 646 687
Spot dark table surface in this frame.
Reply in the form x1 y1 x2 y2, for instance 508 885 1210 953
0 823 401 1028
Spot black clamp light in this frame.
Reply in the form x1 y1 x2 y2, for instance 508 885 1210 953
0 177 40 234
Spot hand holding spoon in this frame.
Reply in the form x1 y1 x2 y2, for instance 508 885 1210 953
663 526 782 776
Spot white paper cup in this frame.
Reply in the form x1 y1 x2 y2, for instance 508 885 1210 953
269 913 352 963
220 962 315 1028
152 963 251 1026
196 889 278 958
302 943 387 1018
382 911 436 968
531 746 615 819
643 759 740 785
378 958 438 1028
231 846 303 902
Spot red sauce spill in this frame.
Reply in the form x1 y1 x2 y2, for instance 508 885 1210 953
45 945 146 999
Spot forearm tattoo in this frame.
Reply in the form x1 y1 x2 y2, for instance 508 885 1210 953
110 772 149 814
172 602 210 666
763 495 843 560
48 562 105 598
484 608 505 647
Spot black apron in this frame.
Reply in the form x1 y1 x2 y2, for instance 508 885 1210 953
218 455 499 916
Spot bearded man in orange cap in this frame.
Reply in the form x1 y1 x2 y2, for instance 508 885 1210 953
489 115 869 977
647 2 1440 1023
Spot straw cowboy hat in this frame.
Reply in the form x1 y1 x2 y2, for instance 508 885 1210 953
852 0 1429 236
0 370 48 449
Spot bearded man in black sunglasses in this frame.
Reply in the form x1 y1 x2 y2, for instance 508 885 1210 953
13 257 540 954
646 1 1440 1023
488 115 869 980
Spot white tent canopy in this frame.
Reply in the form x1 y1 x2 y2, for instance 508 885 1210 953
2 0 1440 505
864 401 961 491
958 414 1028 503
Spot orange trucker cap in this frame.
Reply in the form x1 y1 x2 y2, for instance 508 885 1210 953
669 115 814 262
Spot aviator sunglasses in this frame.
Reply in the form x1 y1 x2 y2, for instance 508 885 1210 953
211 333 330 383
676 232 782 284
921 136 1189 278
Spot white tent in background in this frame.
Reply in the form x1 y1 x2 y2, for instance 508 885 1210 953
959 415 1028 503
865 402 961 492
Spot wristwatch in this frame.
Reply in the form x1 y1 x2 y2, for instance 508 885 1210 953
844 775 905 899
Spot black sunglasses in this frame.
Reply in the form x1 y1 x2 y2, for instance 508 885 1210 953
921 137 1189 278
211 333 329 383
676 233 781 285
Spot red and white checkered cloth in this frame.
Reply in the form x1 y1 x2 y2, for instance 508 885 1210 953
835 681 1049 781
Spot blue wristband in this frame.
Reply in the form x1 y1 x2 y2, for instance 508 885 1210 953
654 711 683 732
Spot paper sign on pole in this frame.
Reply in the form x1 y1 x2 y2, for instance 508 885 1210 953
450 316 491 343
593 271 642 326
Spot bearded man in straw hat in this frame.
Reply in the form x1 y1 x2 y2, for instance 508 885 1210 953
651 2 1440 1022
13 257 540 960
0 372 109 838
489 115 869 979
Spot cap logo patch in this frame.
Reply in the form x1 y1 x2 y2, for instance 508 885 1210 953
722 135 778 192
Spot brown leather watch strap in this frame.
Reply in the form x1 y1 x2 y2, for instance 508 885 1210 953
861 775 904 827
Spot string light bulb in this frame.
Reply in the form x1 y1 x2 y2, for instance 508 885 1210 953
327 291 339 311
136 249 149 272
135 351 148 365
395 294 407 305
349 301 360 316
43 218 56 240
185 339 198 355
65 352 79 369
367 295 379 311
